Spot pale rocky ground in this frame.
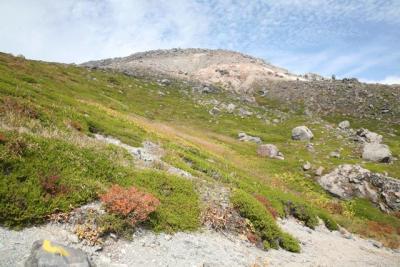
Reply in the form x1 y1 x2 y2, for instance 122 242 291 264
82 48 305 94
1 217 399 267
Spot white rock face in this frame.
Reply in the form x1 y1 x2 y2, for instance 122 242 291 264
318 164 400 212
291 126 314 141
362 143 392 163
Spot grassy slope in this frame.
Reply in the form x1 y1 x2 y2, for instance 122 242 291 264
0 53 399 247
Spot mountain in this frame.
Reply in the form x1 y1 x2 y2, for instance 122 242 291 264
83 48 400 124
0 51 399 266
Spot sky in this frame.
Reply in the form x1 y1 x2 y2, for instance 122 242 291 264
0 0 399 83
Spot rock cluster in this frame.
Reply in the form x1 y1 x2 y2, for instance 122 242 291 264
354 128 392 163
318 164 400 212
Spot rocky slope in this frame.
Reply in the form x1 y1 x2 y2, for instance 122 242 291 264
83 48 400 124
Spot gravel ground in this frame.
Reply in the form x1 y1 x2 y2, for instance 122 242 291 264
1 218 399 267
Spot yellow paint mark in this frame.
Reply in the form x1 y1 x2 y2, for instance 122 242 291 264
42 240 69 257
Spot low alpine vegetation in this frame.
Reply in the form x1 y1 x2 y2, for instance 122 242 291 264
231 189 300 252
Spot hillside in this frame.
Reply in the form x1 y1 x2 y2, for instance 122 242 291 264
0 51 399 266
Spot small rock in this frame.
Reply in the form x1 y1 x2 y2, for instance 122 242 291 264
303 161 312 171
257 144 283 160
209 107 221 116
315 166 324 176
371 240 383 248
292 126 314 141
338 120 350 129
329 151 341 158
238 132 262 144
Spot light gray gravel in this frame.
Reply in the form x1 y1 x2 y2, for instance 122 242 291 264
1 218 399 267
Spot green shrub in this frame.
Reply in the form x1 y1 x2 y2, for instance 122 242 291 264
318 212 339 231
285 201 319 229
97 213 134 239
279 232 301 252
231 189 300 252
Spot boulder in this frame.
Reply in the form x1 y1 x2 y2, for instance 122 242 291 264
318 164 400 212
209 107 221 116
238 132 261 144
315 166 324 176
302 161 311 171
356 128 382 143
257 144 284 160
362 143 392 163
25 240 92 267
329 151 341 158
338 120 350 129
291 126 314 141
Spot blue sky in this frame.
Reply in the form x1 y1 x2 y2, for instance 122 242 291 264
0 0 399 83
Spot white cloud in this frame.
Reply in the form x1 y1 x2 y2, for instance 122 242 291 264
362 75 400 85
0 0 399 81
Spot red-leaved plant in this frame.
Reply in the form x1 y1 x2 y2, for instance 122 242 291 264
254 194 279 219
100 185 160 225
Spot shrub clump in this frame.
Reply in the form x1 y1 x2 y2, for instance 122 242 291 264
254 194 279 219
318 212 339 231
285 201 319 229
231 189 300 253
100 185 160 226
40 175 69 197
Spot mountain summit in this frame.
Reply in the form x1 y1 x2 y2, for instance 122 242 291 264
82 48 306 94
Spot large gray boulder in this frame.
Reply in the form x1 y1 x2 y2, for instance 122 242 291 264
291 126 314 141
362 143 392 163
318 164 400 212
25 240 92 267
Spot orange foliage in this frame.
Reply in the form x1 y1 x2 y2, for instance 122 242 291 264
100 185 160 225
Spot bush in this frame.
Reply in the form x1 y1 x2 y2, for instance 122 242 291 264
6 137 27 157
100 185 160 225
40 175 69 197
285 201 319 229
254 194 279 219
318 212 339 231
0 133 7 144
231 189 299 252
97 213 134 239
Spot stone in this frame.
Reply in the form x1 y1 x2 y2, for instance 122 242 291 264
292 126 314 141
303 161 311 171
362 143 392 163
226 103 236 113
329 151 341 158
356 128 383 144
318 164 400 212
315 166 325 176
238 132 262 144
338 120 350 129
25 240 92 267
209 107 221 116
257 144 283 160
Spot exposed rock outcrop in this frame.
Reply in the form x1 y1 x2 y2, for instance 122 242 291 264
318 164 400 212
